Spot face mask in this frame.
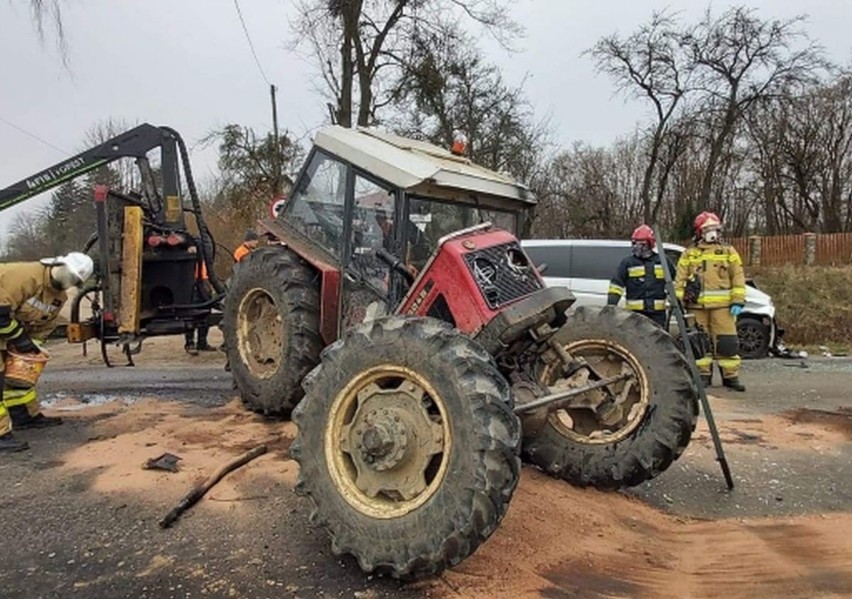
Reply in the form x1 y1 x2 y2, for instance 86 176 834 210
702 229 720 243
632 241 653 259
50 265 81 290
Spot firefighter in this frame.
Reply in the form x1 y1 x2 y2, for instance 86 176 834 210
674 212 747 392
233 229 259 263
0 251 94 451
607 225 673 328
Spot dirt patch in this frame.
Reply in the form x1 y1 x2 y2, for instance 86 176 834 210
51 397 297 512
686 397 852 453
417 469 852 599
783 407 852 440
38 394 852 598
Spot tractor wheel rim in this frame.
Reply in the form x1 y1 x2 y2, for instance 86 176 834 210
539 339 650 445
325 365 450 519
236 288 284 378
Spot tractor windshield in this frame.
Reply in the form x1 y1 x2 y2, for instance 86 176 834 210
405 197 517 269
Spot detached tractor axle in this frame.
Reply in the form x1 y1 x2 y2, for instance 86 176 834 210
513 373 633 415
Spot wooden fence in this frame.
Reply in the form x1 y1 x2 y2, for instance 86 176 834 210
727 232 852 266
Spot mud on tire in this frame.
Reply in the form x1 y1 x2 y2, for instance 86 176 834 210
523 305 698 490
291 316 521 579
222 247 323 417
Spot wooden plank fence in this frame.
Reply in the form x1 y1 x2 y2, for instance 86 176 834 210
726 232 852 266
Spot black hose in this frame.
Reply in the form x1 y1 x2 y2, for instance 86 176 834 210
160 126 226 296
83 232 98 254
70 281 100 323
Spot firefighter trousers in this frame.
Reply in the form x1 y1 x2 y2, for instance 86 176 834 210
692 307 741 379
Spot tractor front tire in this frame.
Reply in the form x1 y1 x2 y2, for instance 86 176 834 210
522 305 698 490
222 247 323 417
291 316 520 579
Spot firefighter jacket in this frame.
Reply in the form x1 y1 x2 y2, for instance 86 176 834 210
0 262 68 349
607 253 674 314
674 242 746 309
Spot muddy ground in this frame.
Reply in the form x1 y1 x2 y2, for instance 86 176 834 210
1 333 851 598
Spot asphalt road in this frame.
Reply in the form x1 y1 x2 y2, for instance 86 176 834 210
1 356 850 598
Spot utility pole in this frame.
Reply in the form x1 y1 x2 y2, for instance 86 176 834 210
270 83 281 195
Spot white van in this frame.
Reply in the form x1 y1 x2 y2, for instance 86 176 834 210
520 239 784 359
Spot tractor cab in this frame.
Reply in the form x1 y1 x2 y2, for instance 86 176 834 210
256 126 537 335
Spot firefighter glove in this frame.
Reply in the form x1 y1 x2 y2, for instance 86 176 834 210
730 304 744 317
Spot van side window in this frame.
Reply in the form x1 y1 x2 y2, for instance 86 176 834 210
570 246 627 279
522 246 571 278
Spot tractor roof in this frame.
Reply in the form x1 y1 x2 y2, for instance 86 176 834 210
314 126 535 206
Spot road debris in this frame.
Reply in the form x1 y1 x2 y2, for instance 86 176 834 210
159 444 267 528
143 453 182 473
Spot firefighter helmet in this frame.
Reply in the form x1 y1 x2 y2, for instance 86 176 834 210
40 251 94 285
631 224 656 249
694 211 722 235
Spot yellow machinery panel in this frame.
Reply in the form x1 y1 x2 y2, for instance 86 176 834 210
165 195 182 224
118 206 144 334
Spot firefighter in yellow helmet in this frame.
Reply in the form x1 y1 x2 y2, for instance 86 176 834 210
674 212 746 392
0 252 95 451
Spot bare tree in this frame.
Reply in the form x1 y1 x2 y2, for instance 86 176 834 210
391 22 551 184
205 124 302 222
684 6 825 209
28 0 69 65
589 11 693 223
291 0 521 127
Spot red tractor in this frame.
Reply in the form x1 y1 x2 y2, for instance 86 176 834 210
222 127 698 578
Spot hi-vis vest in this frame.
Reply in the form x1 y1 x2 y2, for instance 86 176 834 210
608 254 673 313
674 242 746 308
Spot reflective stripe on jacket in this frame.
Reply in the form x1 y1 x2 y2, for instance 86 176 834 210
674 242 746 308
607 253 674 314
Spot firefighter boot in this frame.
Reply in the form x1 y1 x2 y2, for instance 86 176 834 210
700 374 712 388
723 377 746 392
9 405 63 429
0 432 29 452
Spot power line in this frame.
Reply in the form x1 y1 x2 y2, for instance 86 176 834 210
233 0 272 86
0 115 69 155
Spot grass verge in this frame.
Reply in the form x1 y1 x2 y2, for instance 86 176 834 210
750 265 852 349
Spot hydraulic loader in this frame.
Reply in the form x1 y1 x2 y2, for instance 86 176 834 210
0 124 224 364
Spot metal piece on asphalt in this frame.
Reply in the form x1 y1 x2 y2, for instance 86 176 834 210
653 225 735 490
144 452 182 473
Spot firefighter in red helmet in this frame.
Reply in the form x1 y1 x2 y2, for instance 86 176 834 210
674 212 747 391
607 225 674 328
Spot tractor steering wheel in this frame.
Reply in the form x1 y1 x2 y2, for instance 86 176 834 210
375 248 416 285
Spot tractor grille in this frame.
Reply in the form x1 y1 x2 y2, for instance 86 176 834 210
463 241 543 310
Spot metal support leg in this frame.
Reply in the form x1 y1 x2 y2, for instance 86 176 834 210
654 226 734 490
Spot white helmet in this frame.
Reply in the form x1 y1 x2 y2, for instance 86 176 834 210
41 252 95 286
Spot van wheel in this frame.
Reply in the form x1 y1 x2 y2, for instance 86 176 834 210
737 316 770 360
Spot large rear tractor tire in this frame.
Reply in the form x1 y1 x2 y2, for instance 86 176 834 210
291 317 520 579
222 247 323 417
522 306 698 490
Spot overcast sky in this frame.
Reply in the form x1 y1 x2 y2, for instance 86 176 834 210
2 0 851 240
